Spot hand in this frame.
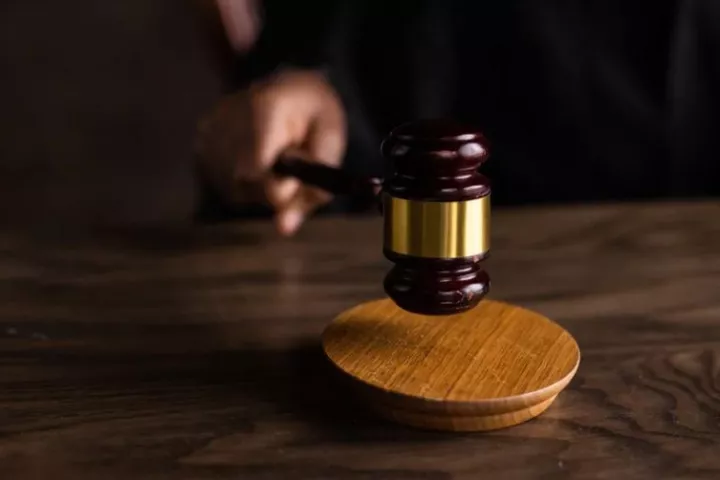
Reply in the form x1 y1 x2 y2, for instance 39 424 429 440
195 69 347 235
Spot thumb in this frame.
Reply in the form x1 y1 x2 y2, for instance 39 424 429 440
275 184 329 236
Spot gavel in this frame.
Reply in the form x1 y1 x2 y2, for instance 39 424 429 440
272 119 492 316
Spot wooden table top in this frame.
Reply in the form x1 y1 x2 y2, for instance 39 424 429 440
2 200 720 479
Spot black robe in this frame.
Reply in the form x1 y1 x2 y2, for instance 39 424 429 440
228 0 720 210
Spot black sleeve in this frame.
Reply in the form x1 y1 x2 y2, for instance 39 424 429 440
230 0 354 87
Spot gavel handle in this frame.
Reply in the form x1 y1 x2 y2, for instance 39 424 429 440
271 156 382 202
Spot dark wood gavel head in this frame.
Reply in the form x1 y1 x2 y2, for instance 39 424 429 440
271 118 491 315
379 119 491 315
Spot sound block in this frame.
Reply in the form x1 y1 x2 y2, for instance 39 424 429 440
321 298 580 432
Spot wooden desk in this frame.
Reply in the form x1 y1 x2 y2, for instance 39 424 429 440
2 200 720 479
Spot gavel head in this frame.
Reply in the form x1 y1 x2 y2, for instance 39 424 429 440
380 119 491 315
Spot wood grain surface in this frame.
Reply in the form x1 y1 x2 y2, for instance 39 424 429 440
1 200 720 479
322 298 580 431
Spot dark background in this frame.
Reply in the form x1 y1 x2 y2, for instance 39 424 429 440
1 0 718 229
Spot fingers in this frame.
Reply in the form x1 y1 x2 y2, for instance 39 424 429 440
270 112 346 236
275 184 331 236
198 69 347 235
245 84 295 180
275 192 309 236
305 105 346 168
252 90 345 235
258 113 304 209
249 84 308 209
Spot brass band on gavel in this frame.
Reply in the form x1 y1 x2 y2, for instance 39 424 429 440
383 193 490 259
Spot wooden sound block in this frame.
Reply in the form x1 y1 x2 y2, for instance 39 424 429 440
321 298 580 432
